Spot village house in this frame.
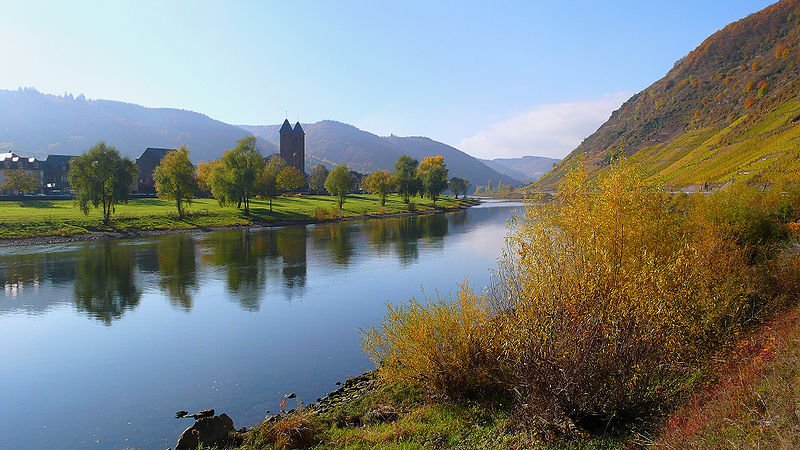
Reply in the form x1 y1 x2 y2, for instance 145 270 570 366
134 147 175 194
43 155 77 193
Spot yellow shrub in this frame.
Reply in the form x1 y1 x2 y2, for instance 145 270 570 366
363 283 502 398
789 222 800 237
364 161 793 434
494 161 753 427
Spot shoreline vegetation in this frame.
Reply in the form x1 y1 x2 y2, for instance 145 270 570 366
210 162 800 450
0 195 478 246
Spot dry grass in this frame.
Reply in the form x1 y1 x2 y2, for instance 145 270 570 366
240 409 320 450
655 301 800 449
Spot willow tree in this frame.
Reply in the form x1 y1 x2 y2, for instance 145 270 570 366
68 141 138 224
153 146 197 217
260 155 286 212
210 136 265 215
394 155 419 203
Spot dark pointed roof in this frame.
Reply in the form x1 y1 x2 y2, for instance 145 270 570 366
280 119 293 133
293 122 305 135
137 147 174 162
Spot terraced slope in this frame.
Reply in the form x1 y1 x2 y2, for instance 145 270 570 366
538 0 800 190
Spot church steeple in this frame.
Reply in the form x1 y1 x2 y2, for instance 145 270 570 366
279 119 305 175
280 119 293 134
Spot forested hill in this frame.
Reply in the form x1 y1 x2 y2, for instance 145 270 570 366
0 88 275 161
538 0 800 190
241 120 522 188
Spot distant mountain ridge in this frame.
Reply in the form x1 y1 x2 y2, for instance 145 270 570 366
241 121 522 188
0 88 275 162
538 0 800 189
481 156 560 183
0 89 520 190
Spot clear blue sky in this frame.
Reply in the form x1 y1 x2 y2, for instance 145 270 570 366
0 0 777 158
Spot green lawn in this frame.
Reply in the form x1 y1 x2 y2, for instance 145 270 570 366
0 194 468 239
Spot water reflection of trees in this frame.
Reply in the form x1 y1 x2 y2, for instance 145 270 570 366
275 227 307 290
312 223 355 266
155 235 198 311
201 231 270 311
200 227 309 309
1 210 475 319
73 242 141 325
360 213 450 265
0 252 76 293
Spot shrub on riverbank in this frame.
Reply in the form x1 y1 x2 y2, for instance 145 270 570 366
364 161 800 438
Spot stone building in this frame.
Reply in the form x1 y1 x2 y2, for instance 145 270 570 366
44 155 76 193
279 119 305 174
135 147 174 194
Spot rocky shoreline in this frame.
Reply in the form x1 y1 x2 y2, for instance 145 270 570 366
0 200 479 248
172 371 380 450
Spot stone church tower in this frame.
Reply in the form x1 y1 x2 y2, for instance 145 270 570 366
279 119 305 174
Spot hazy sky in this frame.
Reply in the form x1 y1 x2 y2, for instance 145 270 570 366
0 0 776 159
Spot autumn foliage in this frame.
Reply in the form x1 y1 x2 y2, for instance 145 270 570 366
364 161 800 436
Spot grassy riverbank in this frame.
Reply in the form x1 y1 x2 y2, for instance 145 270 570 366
0 194 473 240
234 302 800 450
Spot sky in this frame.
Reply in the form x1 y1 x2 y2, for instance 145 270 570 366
0 0 777 159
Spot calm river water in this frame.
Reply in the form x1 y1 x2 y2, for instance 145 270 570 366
0 201 521 449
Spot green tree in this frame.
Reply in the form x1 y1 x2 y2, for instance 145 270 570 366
308 164 329 194
325 164 355 208
1 168 40 194
210 136 265 215
68 141 138 225
394 155 419 204
196 160 219 197
417 155 449 203
153 146 197 217
259 155 286 212
277 165 306 193
448 177 469 199
363 169 396 206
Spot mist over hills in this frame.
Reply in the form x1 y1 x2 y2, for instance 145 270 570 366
0 89 521 189
241 121 522 187
538 0 800 189
0 88 274 161
481 156 561 183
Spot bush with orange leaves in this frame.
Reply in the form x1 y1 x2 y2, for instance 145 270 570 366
363 282 503 399
364 161 791 435
491 162 754 431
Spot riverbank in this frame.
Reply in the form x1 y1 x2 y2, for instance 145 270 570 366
226 371 541 450
222 302 800 449
0 194 478 246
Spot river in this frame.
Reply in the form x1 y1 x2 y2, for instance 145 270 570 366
0 200 521 449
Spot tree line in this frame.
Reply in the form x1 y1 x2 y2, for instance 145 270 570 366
65 137 469 222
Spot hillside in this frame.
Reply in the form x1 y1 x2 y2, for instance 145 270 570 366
0 88 276 161
538 0 800 190
241 121 522 188
482 156 560 183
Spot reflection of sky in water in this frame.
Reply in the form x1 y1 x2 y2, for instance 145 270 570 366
0 203 518 450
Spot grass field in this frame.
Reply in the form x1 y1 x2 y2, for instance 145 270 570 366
0 194 468 239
